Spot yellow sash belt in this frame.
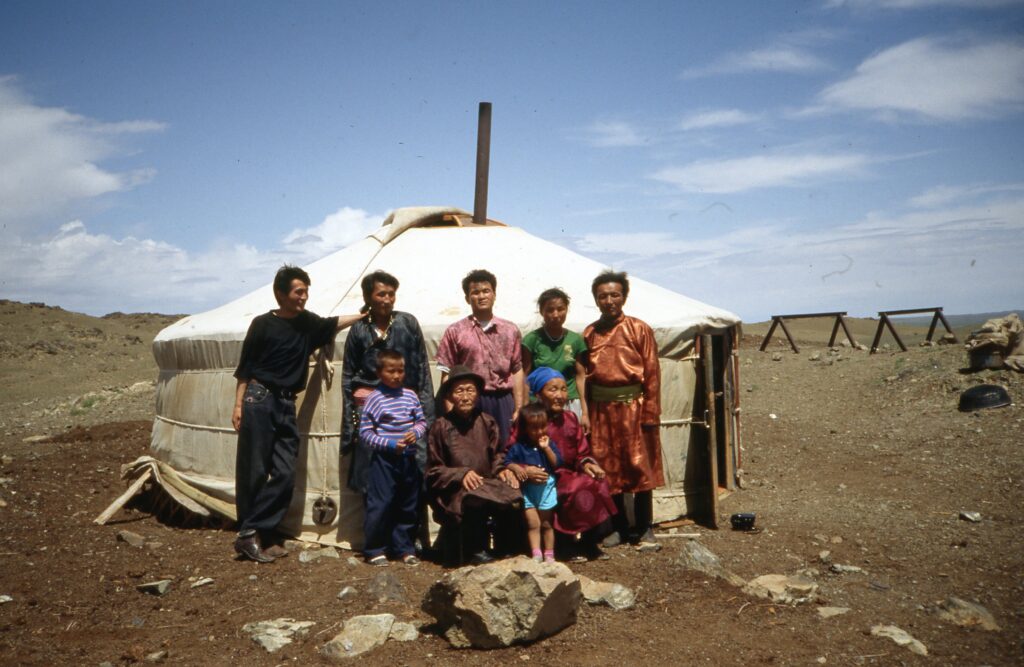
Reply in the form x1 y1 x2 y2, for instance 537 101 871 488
590 383 642 403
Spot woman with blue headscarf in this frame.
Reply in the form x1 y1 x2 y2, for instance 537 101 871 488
508 367 616 560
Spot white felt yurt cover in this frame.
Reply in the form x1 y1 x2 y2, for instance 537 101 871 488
145 207 741 547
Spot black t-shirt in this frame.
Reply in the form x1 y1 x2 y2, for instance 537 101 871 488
234 310 338 392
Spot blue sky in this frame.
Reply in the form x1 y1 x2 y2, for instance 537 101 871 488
1 0 1022 320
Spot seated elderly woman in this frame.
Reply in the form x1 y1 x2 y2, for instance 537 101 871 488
509 367 617 560
426 365 523 566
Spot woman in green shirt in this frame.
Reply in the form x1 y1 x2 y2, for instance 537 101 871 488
522 288 590 433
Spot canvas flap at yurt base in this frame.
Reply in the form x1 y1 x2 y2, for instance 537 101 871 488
112 207 741 548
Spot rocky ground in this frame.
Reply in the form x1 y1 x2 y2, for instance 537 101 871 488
0 301 1021 665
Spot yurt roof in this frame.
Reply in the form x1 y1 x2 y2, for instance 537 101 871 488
156 207 740 346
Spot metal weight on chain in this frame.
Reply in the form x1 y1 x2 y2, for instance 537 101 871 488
312 496 338 525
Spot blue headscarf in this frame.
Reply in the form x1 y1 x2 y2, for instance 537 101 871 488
527 367 565 396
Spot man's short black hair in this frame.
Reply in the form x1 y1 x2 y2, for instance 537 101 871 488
537 287 570 311
361 270 400 304
375 349 405 371
591 270 630 299
273 265 311 295
462 269 497 296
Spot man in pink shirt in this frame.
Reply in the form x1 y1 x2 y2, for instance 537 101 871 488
436 269 525 447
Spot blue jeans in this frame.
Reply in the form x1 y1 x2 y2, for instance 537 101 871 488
235 382 299 533
363 450 422 558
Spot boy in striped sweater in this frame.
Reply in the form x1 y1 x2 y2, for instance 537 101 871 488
358 349 428 565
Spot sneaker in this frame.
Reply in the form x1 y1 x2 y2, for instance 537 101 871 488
367 554 389 567
234 534 274 563
401 554 421 566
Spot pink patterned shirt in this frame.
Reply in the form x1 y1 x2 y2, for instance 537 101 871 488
436 315 523 392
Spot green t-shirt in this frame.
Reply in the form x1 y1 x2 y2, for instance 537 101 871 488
522 328 587 399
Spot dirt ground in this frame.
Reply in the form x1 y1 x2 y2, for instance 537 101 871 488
0 300 1021 665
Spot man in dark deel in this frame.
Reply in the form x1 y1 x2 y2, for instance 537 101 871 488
344 270 434 503
232 265 361 563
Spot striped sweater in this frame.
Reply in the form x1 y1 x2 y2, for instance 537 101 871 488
358 385 428 453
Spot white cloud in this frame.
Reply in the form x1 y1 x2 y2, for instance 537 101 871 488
0 77 165 232
909 182 1024 208
573 194 1024 321
819 37 1024 121
678 109 759 131
0 207 384 315
578 121 645 147
283 206 382 253
682 44 829 79
651 153 870 193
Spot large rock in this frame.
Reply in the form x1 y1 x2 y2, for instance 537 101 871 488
320 614 395 660
242 618 315 653
675 541 746 587
743 574 817 604
422 556 581 649
577 575 636 610
931 596 1000 631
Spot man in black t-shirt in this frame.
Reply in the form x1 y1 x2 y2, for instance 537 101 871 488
232 265 361 562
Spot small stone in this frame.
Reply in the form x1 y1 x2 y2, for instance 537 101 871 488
743 574 817 605
136 580 172 596
116 530 147 548
337 586 356 601
818 550 831 564
321 614 395 659
829 563 864 574
578 575 636 610
283 540 304 551
816 657 827 664
816 606 850 619
190 577 214 589
319 547 340 559
367 571 406 604
809 353 821 361
813 533 829 544
0 455 12 466
242 618 315 653
144 650 168 663
870 624 927 656
771 352 783 361
830 536 843 544
769 413 778 420
145 542 163 551
248 575 257 581
0 595 12 604
959 511 982 523
22 435 50 443
299 549 323 563
388 621 419 642
635 541 661 553
346 557 361 567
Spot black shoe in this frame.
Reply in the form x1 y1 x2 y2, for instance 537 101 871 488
468 551 495 565
601 531 625 548
583 544 610 561
234 534 274 563
634 528 656 545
